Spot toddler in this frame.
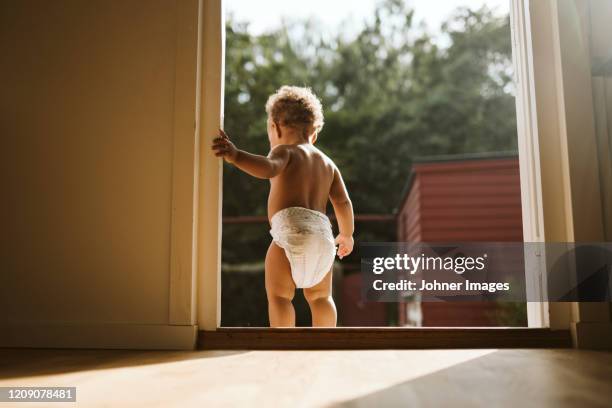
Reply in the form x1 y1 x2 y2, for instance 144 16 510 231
212 86 354 327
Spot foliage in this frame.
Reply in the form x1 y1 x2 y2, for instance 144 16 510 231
222 0 517 265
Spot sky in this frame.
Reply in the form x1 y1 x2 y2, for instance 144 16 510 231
226 0 509 36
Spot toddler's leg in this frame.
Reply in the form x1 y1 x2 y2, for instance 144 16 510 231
303 269 337 327
265 242 296 327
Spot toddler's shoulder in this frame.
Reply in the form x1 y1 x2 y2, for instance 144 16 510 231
312 145 336 165
269 143 294 159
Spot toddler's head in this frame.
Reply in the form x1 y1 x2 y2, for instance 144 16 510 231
265 86 324 145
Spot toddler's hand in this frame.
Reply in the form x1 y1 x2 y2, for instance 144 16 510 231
212 129 238 163
335 234 354 259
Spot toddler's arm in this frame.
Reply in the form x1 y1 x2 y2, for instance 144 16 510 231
212 129 290 179
329 166 354 259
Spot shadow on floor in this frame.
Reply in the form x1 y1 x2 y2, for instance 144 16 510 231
0 348 247 380
330 349 612 407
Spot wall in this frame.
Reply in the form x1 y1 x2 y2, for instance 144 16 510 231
587 0 612 323
398 156 523 242
558 0 611 348
396 155 525 327
0 0 200 348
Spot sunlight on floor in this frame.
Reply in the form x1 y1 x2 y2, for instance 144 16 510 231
0 349 497 407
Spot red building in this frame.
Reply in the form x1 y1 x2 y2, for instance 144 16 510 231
396 152 524 326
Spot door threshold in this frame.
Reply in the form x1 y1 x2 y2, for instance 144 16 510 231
198 327 571 350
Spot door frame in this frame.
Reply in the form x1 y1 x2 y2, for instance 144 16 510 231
510 0 552 328
195 0 225 330
190 0 577 332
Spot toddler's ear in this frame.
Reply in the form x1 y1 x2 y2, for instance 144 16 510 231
310 132 318 144
273 121 282 139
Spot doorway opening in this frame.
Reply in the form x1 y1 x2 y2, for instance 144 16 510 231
219 0 528 328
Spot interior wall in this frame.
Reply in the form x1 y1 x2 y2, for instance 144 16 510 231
587 0 612 318
589 0 612 240
0 0 190 325
551 0 611 346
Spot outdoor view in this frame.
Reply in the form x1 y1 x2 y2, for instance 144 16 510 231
220 0 526 327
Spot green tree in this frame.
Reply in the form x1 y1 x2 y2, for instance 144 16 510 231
222 1 516 264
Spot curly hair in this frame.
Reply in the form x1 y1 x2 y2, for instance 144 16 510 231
265 86 324 136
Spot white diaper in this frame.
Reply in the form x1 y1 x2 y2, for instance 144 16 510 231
270 207 336 288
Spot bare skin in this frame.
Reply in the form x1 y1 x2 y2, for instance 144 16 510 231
212 117 354 327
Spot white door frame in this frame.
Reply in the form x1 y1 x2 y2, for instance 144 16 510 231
195 0 225 330
510 0 552 328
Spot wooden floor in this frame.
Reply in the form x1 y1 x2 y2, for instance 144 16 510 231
1 348 611 407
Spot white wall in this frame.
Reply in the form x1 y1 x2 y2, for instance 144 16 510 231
0 0 200 348
587 0 612 320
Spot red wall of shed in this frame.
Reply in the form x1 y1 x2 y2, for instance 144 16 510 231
398 158 523 242
397 157 524 327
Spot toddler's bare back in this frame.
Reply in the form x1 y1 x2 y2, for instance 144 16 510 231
267 143 335 221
